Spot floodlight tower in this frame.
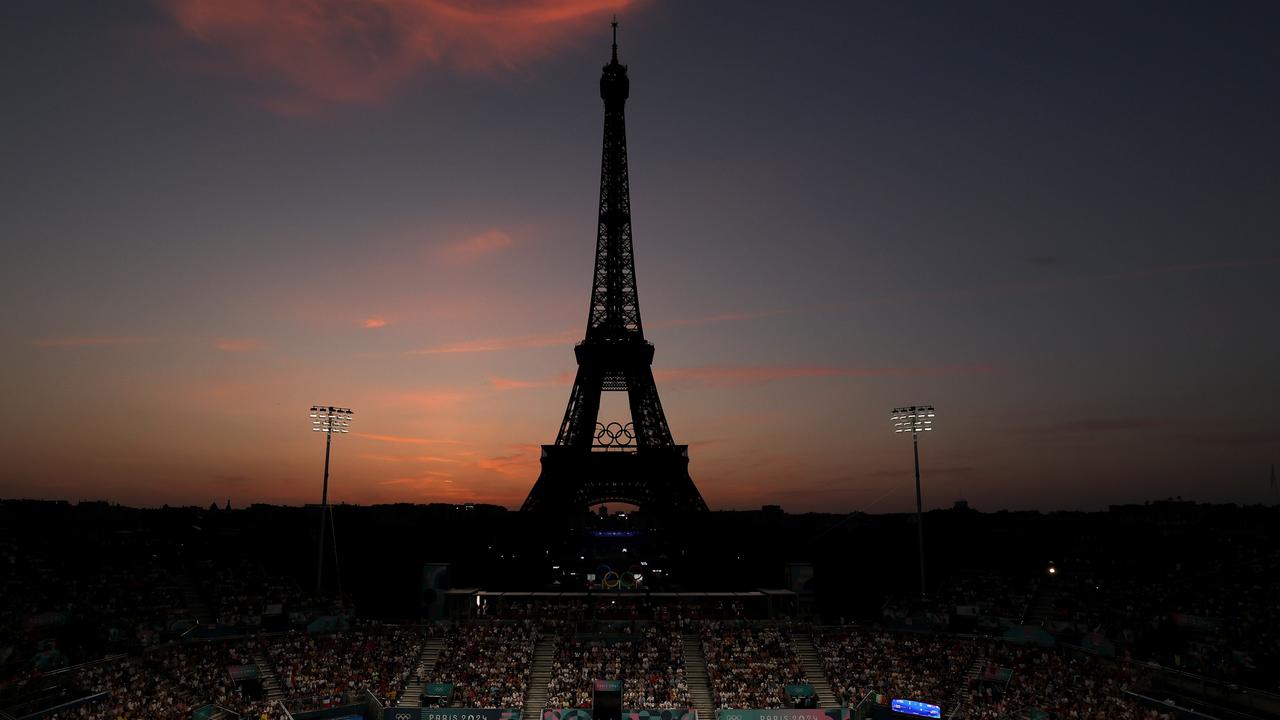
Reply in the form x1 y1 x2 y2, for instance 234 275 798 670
891 405 935 598
310 405 353 597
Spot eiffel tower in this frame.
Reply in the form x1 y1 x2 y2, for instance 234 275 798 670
522 23 709 515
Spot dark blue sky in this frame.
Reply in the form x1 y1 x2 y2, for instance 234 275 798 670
2 1 1277 510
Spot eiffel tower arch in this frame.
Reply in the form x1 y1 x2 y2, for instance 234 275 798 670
522 23 709 516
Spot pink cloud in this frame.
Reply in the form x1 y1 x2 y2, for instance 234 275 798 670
409 329 577 355
214 337 265 352
30 336 153 348
363 317 389 329
152 0 632 114
439 229 516 263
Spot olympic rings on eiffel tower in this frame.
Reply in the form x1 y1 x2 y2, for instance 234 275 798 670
594 421 635 447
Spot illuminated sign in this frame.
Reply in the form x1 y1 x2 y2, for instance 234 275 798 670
890 700 940 719
594 679 622 692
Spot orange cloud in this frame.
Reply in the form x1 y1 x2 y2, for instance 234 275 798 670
353 432 463 445
489 371 575 390
376 390 472 410
363 317 389 329
379 471 456 484
30 336 153 348
153 0 631 114
373 473 532 505
476 444 542 478
439 230 516 263
409 329 577 355
214 337 265 352
361 453 461 464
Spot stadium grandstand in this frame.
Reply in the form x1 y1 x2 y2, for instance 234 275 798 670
0 615 1236 720
1 499 1277 720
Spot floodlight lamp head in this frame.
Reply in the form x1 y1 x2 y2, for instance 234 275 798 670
890 405 936 435
309 405 354 434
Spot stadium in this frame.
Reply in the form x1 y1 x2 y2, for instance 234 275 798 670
3 5 1278 720
1 499 1277 720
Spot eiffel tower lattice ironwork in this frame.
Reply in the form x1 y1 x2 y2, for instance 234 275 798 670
522 22 708 515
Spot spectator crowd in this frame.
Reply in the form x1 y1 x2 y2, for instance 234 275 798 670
815 630 977 708
701 621 805 709
546 623 689 708
425 621 537 708
13 620 1222 720
815 628 1180 720
266 626 423 706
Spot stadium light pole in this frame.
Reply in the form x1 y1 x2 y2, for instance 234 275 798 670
310 405 353 598
892 405 935 598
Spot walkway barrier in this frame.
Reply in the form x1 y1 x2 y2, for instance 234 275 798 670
542 711 694 720
716 710 846 720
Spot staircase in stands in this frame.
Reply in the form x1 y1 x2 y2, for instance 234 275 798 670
792 634 841 710
682 635 714 720
253 651 286 703
947 655 987 718
522 634 557 718
400 634 446 707
1024 582 1058 626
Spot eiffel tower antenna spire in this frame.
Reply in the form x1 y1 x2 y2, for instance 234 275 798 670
522 24 708 515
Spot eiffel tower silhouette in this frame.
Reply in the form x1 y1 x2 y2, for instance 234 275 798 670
522 22 708 515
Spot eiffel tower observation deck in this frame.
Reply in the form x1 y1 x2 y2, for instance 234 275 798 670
522 22 709 516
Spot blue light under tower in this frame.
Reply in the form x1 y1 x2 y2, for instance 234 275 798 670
891 699 941 719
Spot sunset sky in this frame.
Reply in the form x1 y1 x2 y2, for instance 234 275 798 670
2 1 1278 512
